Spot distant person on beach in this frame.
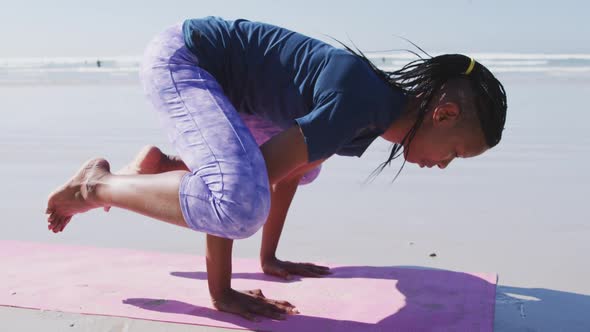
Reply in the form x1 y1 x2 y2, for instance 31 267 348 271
96 59 101 68
46 17 507 321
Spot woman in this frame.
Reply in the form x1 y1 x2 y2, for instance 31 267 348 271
46 16 507 321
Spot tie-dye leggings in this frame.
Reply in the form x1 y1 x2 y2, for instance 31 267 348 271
139 23 320 239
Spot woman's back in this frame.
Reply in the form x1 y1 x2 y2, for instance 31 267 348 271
182 17 400 130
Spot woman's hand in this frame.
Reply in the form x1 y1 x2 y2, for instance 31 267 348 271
262 257 332 280
211 288 298 321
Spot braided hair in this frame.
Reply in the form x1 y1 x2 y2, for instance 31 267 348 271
333 41 507 182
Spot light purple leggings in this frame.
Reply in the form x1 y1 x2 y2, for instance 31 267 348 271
139 23 320 239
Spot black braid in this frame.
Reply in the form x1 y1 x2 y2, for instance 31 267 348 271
330 39 507 183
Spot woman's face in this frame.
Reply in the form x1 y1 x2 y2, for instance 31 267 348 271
403 102 489 169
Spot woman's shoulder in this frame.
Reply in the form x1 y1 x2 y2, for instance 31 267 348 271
316 51 389 97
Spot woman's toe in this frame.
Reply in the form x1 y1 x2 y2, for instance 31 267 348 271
58 216 72 232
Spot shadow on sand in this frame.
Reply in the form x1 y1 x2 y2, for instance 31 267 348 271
493 284 590 331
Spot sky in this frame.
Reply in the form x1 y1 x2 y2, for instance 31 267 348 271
0 0 588 57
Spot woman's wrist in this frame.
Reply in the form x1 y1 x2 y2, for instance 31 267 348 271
260 253 277 265
209 285 233 301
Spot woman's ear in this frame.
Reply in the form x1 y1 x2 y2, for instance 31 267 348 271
432 102 460 127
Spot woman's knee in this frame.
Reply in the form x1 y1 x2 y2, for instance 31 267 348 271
220 192 270 239
180 170 270 239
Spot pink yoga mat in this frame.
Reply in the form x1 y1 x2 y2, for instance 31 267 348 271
0 240 496 331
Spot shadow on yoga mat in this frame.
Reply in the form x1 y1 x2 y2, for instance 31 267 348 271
130 266 496 331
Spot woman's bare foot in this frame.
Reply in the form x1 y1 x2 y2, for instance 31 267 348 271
45 158 111 233
116 145 186 175
101 145 187 213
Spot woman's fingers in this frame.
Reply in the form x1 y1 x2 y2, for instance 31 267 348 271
247 291 297 312
253 307 285 320
244 289 266 298
217 300 259 322
286 263 327 277
262 264 292 280
253 289 265 298
228 295 285 320
216 289 297 322
247 293 285 311
303 263 331 270
265 299 299 314
272 267 292 280
293 268 324 278
262 260 332 280
236 309 258 321
295 263 331 276
309 265 332 275
302 263 332 274
274 299 295 307
247 291 297 318
250 300 287 320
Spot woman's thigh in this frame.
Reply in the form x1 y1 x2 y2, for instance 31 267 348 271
139 23 270 239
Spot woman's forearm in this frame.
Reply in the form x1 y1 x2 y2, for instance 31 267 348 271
260 157 325 263
206 234 234 299
260 174 302 263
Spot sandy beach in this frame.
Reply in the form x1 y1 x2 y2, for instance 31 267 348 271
1 70 589 331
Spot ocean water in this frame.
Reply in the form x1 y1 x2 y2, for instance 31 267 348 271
1 53 590 84
1 54 589 330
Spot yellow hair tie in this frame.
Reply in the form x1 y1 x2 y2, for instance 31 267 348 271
464 57 475 75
